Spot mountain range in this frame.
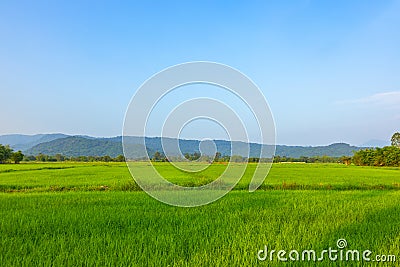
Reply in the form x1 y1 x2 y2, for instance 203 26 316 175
0 134 68 151
0 134 371 158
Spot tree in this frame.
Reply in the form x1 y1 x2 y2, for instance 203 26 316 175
11 151 24 164
115 155 125 162
55 154 65 162
0 144 13 163
230 155 245 162
214 152 221 162
153 151 162 161
36 153 47 162
24 155 36 161
102 155 112 162
192 152 200 160
340 156 352 166
391 132 400 147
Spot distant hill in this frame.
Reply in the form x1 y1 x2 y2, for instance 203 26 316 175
0 134 69 151
275 143 362 158
25 136 118 157
118 138 361 158
21 134 364 158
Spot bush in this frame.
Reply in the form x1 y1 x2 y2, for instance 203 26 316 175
353 146 400 167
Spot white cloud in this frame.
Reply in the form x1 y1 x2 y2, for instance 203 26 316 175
355 91 400 105
338 91 400 109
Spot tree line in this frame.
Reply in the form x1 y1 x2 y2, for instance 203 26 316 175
353 146 400 167
273 155 350 164
149 152 345 163
150 151 232 162
0 145 126 163
352 132 400 167
23 154 126 162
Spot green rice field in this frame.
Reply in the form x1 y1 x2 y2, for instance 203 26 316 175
1 162 399 266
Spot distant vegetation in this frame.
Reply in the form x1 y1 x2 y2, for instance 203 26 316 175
13 134 364 158
0 144 24 164
1 132 399 166
144 133 400 166
352 132 400 167
23 153 125 163
149 152 349 164
0 133 68 151
26 136 125 158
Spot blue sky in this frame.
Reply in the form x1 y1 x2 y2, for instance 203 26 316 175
1 0 399 145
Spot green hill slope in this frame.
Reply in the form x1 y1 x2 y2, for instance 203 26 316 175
24 136 363 158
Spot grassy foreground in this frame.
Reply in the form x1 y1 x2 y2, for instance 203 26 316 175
0 163 399 266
